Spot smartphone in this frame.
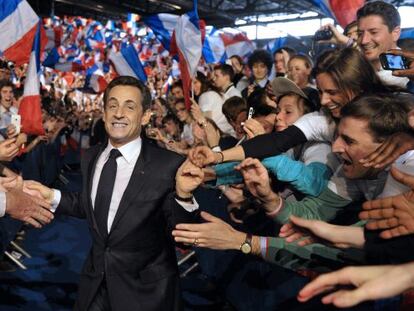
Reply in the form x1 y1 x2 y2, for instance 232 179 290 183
379 53 409 71
11 114 21 134
247 107 255 119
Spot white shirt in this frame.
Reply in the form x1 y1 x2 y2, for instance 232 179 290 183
52 137 198 232
223 84 242 99
90 138 142 231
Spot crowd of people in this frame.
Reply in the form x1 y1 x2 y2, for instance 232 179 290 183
1 0 414 310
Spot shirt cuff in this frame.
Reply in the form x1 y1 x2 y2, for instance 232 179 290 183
260 236 268 258
51 189 62 213
175 197 199 212
0 191 5 217
212 146 222 152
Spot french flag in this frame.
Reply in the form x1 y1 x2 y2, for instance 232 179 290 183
19 22 45 135
109 44 147 82
310 0 365 28
45 26 62 51
170 1 203 109
0 0 41 66
202 27 226 64
143 13 179 50
221 32 255 60
85 65 107 93
43 48 85 72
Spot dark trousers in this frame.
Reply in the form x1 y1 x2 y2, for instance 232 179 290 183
89 282 111 311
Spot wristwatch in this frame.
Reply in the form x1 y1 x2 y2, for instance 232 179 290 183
240 233 252 254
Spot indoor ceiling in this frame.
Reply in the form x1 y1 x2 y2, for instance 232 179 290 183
28 0 414 28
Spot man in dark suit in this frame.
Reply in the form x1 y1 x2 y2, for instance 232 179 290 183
29 76 203 311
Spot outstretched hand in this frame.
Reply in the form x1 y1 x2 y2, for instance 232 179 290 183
297 263 414 308
188 146 217 167
360 167 414 239
172 211 245 250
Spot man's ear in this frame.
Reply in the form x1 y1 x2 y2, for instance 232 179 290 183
392 26 401 43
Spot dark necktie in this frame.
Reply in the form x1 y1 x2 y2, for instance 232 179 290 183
94 148 122 238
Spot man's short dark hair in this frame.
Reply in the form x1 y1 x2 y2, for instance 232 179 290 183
341 94 412 143
103 76 151 110
171 80 183 91
273 47 296 59
214 64 234 81
357 1 400 32
248 49 273 73
222 96 247 123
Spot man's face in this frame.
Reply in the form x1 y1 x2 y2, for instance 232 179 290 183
252 62 268 81
0 68 10 81
358 15 400 66
213 69 230 90
103 85 143 148
274 52 286 74
230 110 247 139
171 86 184 100
0 86 13 109
332 117 382 179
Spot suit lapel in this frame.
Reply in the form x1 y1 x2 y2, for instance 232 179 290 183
87 145 106 237
109 141 149 234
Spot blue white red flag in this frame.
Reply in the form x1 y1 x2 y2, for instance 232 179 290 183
109 44 147 82
143 13 179 50
0 0 42 65
19 22 45 135
170 0 203 109
85 64 107 93
220 31 255 60
203 27 226 64
310 0 365 27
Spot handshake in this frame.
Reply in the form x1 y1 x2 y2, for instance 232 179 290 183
0 175 55 228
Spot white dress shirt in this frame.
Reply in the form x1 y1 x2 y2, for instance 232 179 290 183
52 137 198 232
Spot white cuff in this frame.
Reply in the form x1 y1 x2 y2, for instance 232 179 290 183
51 189 62 213
0 191 6 217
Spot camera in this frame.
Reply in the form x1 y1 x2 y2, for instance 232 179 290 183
314 29 333 41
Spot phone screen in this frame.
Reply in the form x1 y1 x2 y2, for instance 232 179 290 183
385 54 406 70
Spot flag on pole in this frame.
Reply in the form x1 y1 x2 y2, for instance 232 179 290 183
170 0 203 109
109 44 147 82
19 21 45 135
0 0 42 65
143 13 179 50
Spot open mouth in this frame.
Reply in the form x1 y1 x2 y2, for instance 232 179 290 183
112 122 128 128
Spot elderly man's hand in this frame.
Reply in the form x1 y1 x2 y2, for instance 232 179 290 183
5 188 54 228
175 159 205 198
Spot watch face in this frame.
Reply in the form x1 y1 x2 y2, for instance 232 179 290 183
241 242 252 254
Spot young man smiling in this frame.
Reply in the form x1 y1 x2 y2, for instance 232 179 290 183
356 1 409 87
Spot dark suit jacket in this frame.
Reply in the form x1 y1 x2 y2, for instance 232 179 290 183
56 139 198 311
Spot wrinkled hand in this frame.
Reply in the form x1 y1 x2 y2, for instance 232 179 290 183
359 132 414 169
172 211 245 249
360 167 414 239
5 188 54 228
243 118 265 139
235 158 273 200
0 138 19 161
297 264 414 308
188 146 217 167
176 159 205 197
23 180 54 202
0 176 18 192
